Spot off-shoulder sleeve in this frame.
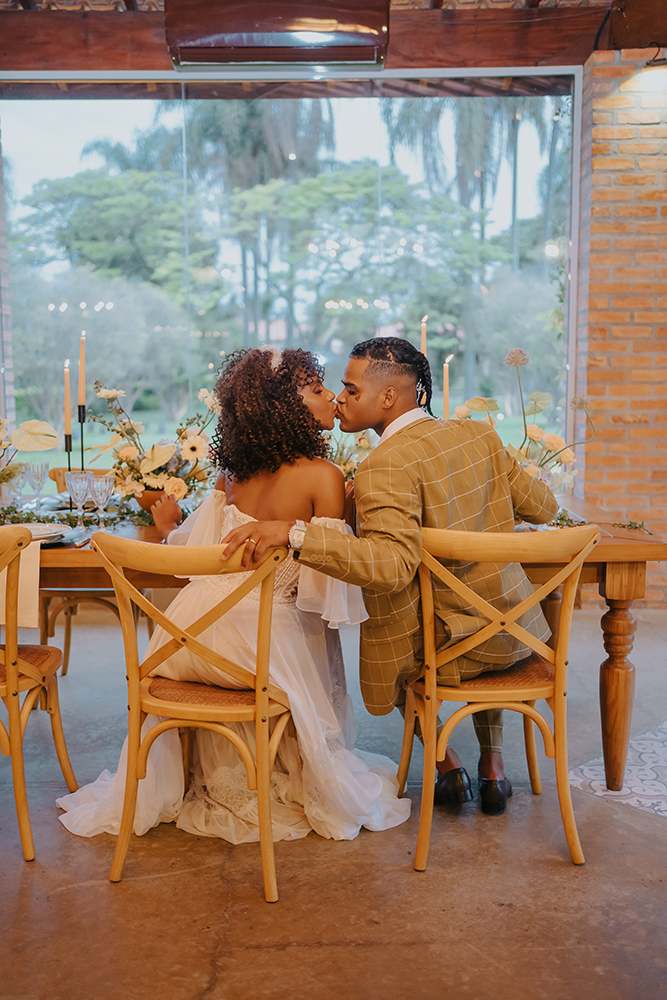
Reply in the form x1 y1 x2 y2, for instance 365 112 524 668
296 516 369 629
167 489 226 547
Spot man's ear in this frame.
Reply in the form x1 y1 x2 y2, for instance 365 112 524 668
381 386 399 410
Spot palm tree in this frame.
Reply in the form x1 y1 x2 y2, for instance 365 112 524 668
85 99 336 348
493 97 548 270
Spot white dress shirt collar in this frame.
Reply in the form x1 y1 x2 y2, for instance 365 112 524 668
378 407 430 445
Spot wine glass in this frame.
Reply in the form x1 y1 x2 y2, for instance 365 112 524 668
9 469 26 509
26 462 49 507
90 474 115 531
65 471 92 532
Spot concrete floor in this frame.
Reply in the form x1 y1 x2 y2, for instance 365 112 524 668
2 606 667 1000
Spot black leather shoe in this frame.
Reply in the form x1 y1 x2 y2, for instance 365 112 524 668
434 767 474 806
478 777 513 815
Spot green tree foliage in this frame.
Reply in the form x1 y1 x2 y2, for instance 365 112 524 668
468 267 566 427
9 266 217 427
18 169 217 303
227 163 503 374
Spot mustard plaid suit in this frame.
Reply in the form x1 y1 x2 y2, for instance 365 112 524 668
299 416 558 719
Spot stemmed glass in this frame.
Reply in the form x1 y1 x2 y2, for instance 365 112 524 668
9 469 26 509
90 474 115 531
65 471 93 532
26 462 49 508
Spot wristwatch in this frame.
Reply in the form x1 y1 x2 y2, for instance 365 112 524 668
288 519 307 555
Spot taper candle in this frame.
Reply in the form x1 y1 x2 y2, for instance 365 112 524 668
420 315 428 356
64 360 71 435
443 353 454 420
78 331 86 405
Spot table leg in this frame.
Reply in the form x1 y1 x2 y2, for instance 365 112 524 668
598 561 645 791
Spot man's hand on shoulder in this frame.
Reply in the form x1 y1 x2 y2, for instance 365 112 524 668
222 520 293 569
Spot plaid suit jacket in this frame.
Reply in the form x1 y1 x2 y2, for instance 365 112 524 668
299 416 559 716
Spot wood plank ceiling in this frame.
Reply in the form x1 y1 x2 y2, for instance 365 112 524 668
0 0 614 100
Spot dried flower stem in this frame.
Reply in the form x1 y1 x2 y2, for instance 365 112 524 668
516 367 529 449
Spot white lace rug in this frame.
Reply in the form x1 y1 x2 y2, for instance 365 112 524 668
569 720 667 819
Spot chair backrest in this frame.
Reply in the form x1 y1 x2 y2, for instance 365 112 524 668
91 532 290 708
48 468 114 492
0 525 34 701
419 525 600 687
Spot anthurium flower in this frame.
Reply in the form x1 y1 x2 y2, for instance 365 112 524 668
10 419 59 451
140 443 177 475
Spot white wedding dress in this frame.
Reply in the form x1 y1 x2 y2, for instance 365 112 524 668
57 491 410 843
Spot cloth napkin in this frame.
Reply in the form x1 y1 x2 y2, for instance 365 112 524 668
0 538 41 628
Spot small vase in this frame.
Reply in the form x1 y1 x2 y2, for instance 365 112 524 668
135 489 165 520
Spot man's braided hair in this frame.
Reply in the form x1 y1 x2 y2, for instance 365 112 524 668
349 337 434 416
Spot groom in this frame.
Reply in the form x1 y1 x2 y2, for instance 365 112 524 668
223 337 558 814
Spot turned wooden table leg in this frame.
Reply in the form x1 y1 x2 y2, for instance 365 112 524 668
599 598 637 791
598 562 645 790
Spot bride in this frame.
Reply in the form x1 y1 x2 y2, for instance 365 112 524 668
57 346 410 844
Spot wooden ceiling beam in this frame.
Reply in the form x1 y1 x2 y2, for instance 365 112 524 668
0 7 611 75
385 9 611 69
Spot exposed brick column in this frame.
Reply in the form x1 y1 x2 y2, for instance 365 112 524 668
576 49 667 607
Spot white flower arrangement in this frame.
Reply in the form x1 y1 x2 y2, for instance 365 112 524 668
197 388 222 415
323 429 375 481
90 380 218 501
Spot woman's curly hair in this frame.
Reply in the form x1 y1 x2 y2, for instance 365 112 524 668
210 347 330 481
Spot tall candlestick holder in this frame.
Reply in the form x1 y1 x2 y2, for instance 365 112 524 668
64 431 73 510
78 404 86 472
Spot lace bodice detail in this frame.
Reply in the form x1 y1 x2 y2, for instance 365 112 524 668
168 490 367 627
201 503 301 605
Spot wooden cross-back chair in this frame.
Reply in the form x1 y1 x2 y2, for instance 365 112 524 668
0 525 78 861
397 524 600 873
41 468 152 675
91 531 292 903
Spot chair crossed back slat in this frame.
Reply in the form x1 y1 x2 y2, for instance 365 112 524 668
91 533 291 707
419 525 600 674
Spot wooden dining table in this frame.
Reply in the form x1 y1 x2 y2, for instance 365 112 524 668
38 497 667 792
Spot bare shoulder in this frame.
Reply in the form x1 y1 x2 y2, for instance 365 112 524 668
297 458 345 519
312 457 344 483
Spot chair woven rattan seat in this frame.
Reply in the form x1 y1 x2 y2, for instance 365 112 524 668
454 652 552 692
148 675 257 707
0 645 60 682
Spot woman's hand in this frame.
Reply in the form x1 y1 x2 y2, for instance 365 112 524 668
151 495 183 540
222 520 293 569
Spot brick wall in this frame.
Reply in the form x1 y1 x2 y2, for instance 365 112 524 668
577 49 667 607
